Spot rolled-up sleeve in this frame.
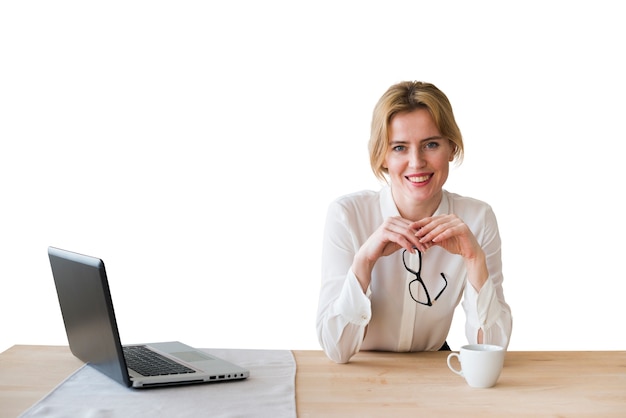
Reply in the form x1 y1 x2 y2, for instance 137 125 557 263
316 198 374 363
463 279 512 348
317 270 371 363
462 205 513 348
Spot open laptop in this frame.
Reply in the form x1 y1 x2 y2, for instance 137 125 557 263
48 246 250 388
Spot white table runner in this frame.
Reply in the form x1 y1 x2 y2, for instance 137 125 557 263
20 348 296 418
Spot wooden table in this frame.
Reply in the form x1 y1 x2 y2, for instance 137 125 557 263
294 350 626 417
1 345 625 417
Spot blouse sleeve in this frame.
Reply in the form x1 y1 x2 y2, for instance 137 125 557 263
316 199 372 363
462 206 513 348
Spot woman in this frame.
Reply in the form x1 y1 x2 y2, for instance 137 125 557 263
317 81 512 363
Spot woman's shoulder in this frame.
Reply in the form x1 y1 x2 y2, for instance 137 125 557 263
328 188 386 219
332 189 382 206
444 190 495 214
443 191 500 238
325 189 386 233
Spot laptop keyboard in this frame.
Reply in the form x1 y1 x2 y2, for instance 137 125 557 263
123 345 195 376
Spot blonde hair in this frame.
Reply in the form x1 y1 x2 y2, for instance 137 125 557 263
368 81 464 182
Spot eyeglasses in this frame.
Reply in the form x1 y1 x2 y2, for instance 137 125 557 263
402 248 448 306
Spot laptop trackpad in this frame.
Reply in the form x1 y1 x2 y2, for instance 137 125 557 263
172 351 215 362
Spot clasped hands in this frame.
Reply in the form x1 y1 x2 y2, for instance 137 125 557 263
361 214 482 263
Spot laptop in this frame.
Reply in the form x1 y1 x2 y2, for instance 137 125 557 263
48 246 250 388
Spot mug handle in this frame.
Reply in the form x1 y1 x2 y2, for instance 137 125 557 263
447 352 463 377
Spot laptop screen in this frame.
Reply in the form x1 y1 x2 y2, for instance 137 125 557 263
48 246 132 386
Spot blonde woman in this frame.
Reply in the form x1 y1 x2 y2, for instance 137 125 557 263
317 81 512 363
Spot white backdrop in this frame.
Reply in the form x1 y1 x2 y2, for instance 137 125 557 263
1 1 625 354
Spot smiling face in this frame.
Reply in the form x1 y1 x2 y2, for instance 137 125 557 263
384 108 455 220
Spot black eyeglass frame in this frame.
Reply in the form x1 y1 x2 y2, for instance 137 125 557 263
402 249 448 306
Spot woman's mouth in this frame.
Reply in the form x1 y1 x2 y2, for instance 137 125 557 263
406 174 432 184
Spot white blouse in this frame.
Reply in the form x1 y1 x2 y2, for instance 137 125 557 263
316 186 512 363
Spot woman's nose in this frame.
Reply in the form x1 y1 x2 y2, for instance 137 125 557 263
409 149 425 168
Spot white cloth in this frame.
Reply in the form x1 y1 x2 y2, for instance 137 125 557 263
317 186 513 363
20 349 296 418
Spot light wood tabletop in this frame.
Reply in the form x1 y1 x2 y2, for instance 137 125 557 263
293 349 626 417
1 345 625 417
0 345 83 418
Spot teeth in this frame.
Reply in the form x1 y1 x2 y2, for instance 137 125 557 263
408 175 430 183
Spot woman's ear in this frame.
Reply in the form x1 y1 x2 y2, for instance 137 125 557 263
448 141 456 161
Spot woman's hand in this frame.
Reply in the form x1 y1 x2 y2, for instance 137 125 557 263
361 216 426 260
352 216 424 292
412 214 481 260
413 214 488 291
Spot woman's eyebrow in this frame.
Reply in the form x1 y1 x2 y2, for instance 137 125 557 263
420 136 445 142
389 136 444 144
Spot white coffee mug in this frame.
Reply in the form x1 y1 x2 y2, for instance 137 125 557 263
447 344 505 388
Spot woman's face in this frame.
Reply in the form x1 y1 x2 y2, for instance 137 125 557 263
384 108 455 216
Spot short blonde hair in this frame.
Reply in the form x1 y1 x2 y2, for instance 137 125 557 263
368 81 464 182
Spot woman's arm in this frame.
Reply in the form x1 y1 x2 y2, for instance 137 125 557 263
413 209 512 347
316 201 371 363
317 200 423 363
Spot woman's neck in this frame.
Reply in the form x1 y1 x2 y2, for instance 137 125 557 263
392 188 443 221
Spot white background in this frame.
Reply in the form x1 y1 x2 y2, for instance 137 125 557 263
1 1 625 354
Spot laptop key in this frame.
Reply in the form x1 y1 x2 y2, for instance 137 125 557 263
123 345 195 376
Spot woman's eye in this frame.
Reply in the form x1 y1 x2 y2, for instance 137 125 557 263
424 141 440 150
392 145 406 152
